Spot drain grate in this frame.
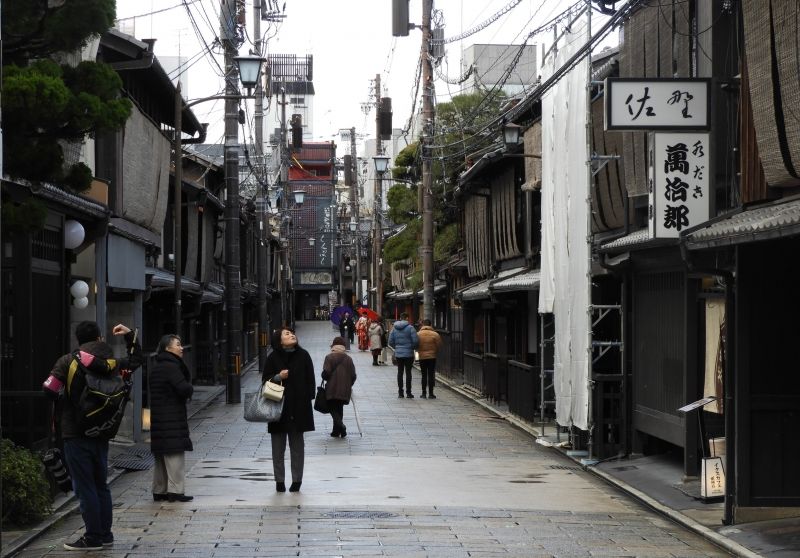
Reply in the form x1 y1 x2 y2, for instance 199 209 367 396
111 445 154 471
111 454 154 471
324 511 397 519
548 464 581 471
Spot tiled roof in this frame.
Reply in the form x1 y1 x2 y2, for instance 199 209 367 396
597 228 651 250
684 197 800 249
459 278 493 301
492 269 540 292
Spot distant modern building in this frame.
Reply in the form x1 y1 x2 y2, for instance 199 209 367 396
266 54 315 144
461 44 538 96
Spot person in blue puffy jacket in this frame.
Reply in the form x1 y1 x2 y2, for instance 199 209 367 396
388 313 419 398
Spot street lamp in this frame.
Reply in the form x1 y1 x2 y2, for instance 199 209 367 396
172 54 265 405
293 190 306 205
373 155 390 315
502 122 522 147
233 55 265 94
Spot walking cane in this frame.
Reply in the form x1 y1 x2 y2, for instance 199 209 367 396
350 392 364 437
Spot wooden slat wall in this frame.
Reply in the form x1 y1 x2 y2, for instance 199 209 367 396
742 0 800 187
740 58 769 203
592 97 626 232
492 169 521 261
465 196 490 278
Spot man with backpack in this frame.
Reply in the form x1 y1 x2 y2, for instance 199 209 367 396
43 321 142 551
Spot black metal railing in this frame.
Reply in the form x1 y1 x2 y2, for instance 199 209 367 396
508 360 538 422
483 353 508 403
464 351 483 391
437 330 463 382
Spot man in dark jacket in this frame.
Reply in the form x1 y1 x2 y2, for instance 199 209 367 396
388 313 419 398
321 336 357 437
45 321 142 551
149 334 194 502
339 312 355 349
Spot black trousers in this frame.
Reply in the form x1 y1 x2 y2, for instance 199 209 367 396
328 400 346 435
396 357 414 393
420 358 436 393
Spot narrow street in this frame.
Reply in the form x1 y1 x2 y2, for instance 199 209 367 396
18 321 728 557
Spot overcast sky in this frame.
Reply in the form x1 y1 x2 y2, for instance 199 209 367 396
114 0 613 150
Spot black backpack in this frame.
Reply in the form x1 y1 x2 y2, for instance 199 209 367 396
66 350 131 439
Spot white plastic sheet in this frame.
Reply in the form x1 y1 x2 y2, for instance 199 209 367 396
538 14 590 430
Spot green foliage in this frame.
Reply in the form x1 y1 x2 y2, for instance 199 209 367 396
434 223 460 263
2 198 48 232
406 270 423 291
392 142 421 183
1 1 131 191
384 220 421 264
386 184 418 225
1 439 53 525
2 0 116 64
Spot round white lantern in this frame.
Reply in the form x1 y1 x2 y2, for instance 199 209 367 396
69 280 90 299
73 296 89 309
64 220 85 250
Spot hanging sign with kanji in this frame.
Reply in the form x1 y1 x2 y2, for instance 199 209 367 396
605 78 710 130
648 132 710 238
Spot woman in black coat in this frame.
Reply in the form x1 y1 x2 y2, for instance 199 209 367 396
149 334 194 502
262 327 315 493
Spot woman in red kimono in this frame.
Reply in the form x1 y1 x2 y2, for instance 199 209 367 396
355 315 369 351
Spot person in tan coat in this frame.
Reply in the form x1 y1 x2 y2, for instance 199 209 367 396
416 319 442 399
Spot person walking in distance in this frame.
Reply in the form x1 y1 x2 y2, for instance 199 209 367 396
262 327 316 492
44 321 142 551
388 312 419 398
339 312 355 350
149 334 194 502
368 319 385 365
321 336 357 438
416 319 443 399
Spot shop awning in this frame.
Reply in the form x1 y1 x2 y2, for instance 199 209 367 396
458 279 492 301
683 196 800 250
491 269 541 292
146 267 202 294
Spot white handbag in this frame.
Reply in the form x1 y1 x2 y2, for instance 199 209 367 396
262 380 284 402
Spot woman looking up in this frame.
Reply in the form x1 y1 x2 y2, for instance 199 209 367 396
262 327 316 492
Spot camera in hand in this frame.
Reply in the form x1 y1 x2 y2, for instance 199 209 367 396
42 448 72 493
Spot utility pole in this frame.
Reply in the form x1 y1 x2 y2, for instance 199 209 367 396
222 5 242 404
420 0 435 322
350 127 360 306
173 82 183 338
254 0 269 372
279 87 289 327
373 74 383 315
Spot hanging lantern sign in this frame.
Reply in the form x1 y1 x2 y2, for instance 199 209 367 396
64 220 85 249
73 297 89 309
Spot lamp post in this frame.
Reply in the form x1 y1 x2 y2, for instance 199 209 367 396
278 189 305 329
373 155 390 316
173 54 264 404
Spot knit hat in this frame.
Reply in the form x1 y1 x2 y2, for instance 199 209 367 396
331 336 347 347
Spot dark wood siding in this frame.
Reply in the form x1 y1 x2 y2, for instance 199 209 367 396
736 239 800 507
632 271 686 447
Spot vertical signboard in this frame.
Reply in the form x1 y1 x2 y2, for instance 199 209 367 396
649 132 710 238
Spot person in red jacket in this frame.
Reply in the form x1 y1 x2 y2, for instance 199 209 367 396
416 319 443 399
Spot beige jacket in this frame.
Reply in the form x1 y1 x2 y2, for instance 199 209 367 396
416 326 442 360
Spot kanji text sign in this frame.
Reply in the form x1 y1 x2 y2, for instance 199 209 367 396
649 132 710 238
605 78 710 130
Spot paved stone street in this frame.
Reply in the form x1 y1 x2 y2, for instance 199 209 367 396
17 321 729 557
